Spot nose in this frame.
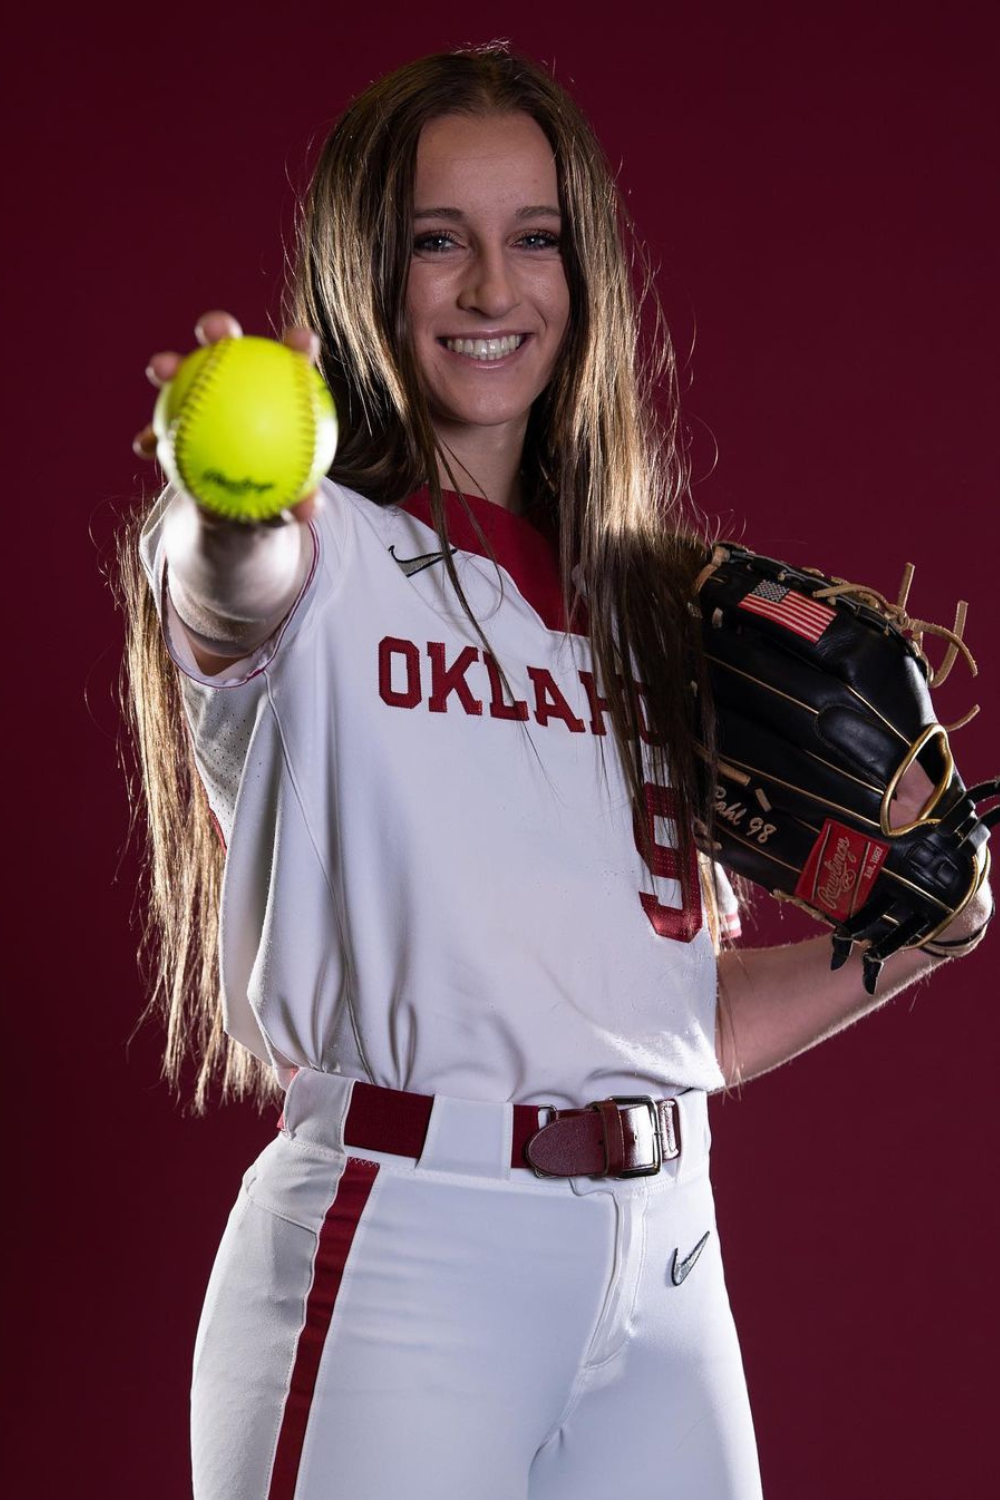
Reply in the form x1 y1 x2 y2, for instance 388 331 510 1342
456 245 520 320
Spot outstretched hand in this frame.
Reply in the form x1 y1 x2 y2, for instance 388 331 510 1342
132 310 325 525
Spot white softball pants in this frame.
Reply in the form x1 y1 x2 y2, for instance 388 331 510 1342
191 1069 763 1499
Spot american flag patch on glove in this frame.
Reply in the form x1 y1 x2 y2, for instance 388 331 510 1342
739 580 836 642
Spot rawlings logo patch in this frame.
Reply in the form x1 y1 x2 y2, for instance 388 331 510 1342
796 820 890 920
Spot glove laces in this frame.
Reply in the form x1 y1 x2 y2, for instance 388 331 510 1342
805 562 980 730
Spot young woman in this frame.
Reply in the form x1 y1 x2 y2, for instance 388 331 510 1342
125 45 991 1500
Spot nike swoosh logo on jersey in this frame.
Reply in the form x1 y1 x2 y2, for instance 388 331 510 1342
670 1230 710 1286
388 544 458 577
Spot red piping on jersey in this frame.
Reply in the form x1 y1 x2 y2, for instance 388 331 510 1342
207 806 227 852
267 1157 380 1500
400 487 588 637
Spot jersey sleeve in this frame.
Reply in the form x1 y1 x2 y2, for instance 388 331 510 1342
137 475 350 689
699 854 743 945
714 864 742 941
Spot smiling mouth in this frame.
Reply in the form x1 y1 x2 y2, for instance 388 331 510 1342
440 334 527 361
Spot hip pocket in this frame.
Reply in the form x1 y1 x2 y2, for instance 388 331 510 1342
244 1131 349 1232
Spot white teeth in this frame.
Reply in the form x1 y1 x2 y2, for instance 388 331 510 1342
444 334 525 360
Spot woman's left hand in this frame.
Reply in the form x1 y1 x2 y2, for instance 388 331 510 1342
890 759 994 955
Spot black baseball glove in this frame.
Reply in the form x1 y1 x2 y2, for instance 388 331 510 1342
693 542 1000 992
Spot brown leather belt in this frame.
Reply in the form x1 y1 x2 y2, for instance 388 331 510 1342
335 1081 683 1179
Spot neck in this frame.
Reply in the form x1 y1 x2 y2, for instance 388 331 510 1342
430 419 527 515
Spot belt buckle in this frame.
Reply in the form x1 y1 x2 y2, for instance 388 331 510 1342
604 1095 663 1178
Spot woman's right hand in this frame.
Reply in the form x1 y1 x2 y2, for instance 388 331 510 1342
132 309 324 526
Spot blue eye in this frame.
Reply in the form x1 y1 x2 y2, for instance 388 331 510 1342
412 233 456 253
518 231 561 249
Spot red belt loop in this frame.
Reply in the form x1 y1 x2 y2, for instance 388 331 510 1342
590 1099 628 1175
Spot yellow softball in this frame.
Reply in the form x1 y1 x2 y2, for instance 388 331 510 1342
153 335 338 521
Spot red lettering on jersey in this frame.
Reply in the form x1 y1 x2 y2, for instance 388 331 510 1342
632 782 702 942
579 672 659 743
427 643 483 715
377 639 659 743
378 637 421 708
528 667 586 732
483 653 529 720
578 670 610 735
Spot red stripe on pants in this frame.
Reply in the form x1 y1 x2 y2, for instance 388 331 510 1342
268 1157 380 1500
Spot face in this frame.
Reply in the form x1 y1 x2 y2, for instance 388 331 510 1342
405 111 571 448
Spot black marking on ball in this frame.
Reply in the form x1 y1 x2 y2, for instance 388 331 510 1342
201 470 276 495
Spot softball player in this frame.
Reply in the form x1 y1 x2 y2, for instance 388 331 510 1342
138 454 760 1496
126 44 991 1500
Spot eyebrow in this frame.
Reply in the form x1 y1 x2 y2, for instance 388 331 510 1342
412 204 562 221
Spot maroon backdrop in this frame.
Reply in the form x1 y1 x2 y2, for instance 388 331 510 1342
7 3 998 1495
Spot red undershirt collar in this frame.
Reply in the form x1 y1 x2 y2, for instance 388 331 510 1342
399 486 586 636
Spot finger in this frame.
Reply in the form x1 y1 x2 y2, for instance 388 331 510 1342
195 309 244 345
132 424 158 458
890 759 938 829
288 488 323 524
259 488 323 529
283 326 321 365
145 351 184 386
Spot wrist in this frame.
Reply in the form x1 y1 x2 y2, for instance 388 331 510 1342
163 486 311 629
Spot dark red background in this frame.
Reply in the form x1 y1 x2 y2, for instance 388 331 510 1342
7 2 998 1495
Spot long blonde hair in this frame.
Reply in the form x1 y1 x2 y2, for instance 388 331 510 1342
118 44 724 1113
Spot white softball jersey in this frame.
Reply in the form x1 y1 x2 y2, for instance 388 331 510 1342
140 479 740 1108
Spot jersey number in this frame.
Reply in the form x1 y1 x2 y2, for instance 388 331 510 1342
632 783 702 942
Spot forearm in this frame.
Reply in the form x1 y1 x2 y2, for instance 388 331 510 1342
161 487 312 654
715 872 993 1084
715 934 943 1085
